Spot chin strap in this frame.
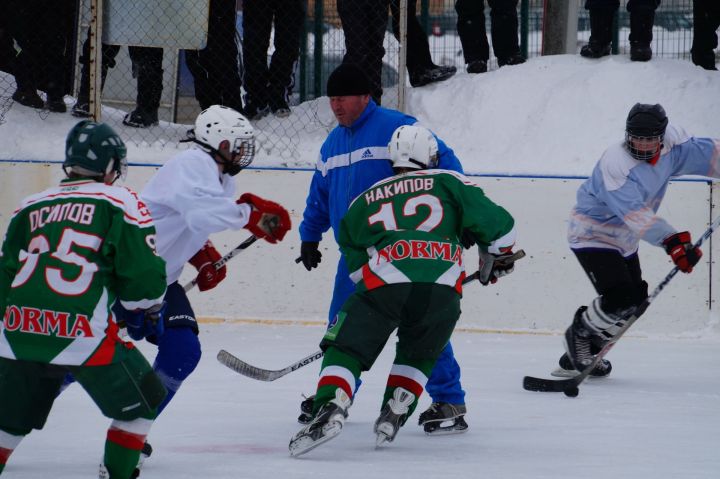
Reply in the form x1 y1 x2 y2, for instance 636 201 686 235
180 133 238 175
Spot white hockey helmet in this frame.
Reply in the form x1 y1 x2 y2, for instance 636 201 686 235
186 105 255 175
388 124 439 170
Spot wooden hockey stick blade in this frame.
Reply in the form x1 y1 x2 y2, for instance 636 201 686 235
217 349 324 381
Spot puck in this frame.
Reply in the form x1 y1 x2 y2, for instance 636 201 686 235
564 387 579 397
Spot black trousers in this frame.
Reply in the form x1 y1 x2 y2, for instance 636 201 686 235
573 248 648 315
455 0 520 62
185 0 243 111
8 0 72 98
337 0 390 104
692 0 720 58
242 0 305 105
78 38 163 112
389 0 435 75
584 0 660 9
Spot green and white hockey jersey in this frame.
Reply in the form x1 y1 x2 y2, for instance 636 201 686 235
0 178 167 366
339 169 515 294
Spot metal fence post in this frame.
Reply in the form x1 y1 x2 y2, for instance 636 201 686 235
313 0 324 99
398 0 408 113
520 0 529 60
89 0 103 121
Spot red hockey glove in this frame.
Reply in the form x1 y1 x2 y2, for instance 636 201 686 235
189 240 227 291
237 193 292 244
663 231 702 273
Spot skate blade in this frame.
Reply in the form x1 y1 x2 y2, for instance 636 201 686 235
374 422 396 447
423 424 469 436
550 367 580 378
289 421 342 457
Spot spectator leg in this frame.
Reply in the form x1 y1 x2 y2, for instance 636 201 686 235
267 0 306 112
487 0 521 60
337 0 389 104
455 0 490 63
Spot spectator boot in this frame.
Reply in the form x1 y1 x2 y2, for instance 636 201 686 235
123 59 162 128
580 8 614 58
629 7 655 62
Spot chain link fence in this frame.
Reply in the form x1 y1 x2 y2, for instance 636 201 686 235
0 0 703 161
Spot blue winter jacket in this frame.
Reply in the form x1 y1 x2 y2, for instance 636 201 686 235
299 100 464 243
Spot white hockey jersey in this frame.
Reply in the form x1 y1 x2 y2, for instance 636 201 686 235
141 148 253 283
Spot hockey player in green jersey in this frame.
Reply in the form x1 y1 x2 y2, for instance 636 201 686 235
289 124 520 456
0 120 168 478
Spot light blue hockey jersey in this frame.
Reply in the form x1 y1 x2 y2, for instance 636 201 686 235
568 124 720 256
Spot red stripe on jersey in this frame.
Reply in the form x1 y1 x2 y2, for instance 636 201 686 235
107 428 146 451
361 264 386 290
454 272 465 294
387 374 424 397
0 447 13 464
85 319 121 366
318 375 353 399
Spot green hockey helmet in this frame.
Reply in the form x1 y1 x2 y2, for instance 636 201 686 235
64 120 128 182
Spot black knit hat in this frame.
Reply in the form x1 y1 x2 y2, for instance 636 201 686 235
326 63 371 97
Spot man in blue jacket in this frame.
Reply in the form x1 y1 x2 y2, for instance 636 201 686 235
298 62 469 435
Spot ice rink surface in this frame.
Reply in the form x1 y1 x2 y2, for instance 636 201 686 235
6 321 719 479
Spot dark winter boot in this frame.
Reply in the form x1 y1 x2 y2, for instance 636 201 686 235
497 53 526 67
123 108 159 128
12 89 44 109
580 8 615 58
466 60 488 74
409 65 457 87
629 7 655 62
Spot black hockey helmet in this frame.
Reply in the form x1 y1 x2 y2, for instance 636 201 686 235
625 103 668 161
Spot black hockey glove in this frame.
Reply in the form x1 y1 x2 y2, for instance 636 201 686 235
460 229 477 249
477 249 520 285
299 241 322 271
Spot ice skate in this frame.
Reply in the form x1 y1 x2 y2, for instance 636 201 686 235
130 441 153 478
289 389 352 457
374 387 415 447
551 352 612 378
417 402 469 435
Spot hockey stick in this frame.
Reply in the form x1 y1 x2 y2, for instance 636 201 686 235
218 250 527 381
217 348 324 381
523 215 720 396
183 235 258 292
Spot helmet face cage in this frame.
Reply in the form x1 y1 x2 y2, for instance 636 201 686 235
232 137 256 170
625 103 668 161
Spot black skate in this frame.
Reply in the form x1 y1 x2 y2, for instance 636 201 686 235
418 402 469 435
289 389 352 457
551 352 612 378
298 394 315 424
561 306 610 376
374 387 415 447
130 441 153 478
